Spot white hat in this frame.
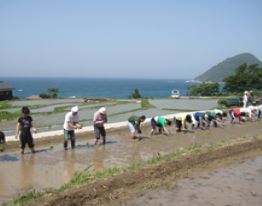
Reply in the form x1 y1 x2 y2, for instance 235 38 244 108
99 107 106 114
71 106 79 112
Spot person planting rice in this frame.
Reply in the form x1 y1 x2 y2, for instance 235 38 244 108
63 106 82 150
127 115 146 139
228 108 252 124
93 107 107 145
15 106 36 154
193 112 210 129
173 113 193 132
206 109 227 127
150 116 172 136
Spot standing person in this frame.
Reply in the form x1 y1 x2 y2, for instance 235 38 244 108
0 130 5 151
127 115 146 139
150 116 172 136
63 106 82 150
243 91 249 108
93 107 107 145
173 113 193 132
15 107 36 154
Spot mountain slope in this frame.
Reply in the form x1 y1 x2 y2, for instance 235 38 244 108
195 53 262 82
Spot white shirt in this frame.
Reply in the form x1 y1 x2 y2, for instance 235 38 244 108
213 109 223 115
63 112 79 131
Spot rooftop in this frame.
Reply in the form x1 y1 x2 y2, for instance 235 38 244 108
0 81 14 91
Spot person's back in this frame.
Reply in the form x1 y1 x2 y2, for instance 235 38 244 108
128 115 140 126
156 116 167 128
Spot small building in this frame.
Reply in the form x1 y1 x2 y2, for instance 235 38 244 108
0 81 13 100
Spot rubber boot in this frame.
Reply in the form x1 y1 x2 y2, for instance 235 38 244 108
71 140 75 149
64 141 68 150
102 136 106 145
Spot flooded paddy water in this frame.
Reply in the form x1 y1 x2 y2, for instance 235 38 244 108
0 121 261 204
1 98 217 136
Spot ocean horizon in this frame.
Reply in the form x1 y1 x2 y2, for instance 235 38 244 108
1 77 194 99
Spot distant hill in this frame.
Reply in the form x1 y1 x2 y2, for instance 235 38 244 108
194 53 262 82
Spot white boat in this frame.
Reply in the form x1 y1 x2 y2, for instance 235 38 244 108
185 80 202 84
171 89 180 98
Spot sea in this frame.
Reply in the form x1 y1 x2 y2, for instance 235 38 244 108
1 77 196 99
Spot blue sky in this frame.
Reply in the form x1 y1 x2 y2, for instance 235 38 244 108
0 0 262 79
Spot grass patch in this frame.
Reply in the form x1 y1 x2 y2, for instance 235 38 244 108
0 111 20 121
141 99 155 109
0 101 12 109
162 108 196 112
4 135 261 206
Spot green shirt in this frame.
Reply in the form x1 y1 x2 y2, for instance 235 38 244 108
156 116 166 128
128 116 140 126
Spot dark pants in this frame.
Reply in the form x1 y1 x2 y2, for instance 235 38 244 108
151 118 163 132
175 119 182 131
20 132 34 149
258 110 261 119
0 131 5 144
94 126 106 144
64 130 76 149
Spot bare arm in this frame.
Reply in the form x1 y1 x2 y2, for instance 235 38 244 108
163 127 169 136
15 123 21 138
31 123 37 133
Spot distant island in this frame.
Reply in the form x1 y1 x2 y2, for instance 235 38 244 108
194 53 262 82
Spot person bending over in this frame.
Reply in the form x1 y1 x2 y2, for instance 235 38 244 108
127 115 146 139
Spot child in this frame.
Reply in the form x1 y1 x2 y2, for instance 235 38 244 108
15 107 36 154
150 116 172 135
127 115 146 139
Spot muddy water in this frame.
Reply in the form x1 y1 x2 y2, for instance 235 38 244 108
121 150 262 206
0 121 261 204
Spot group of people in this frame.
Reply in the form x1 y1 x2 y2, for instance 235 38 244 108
0 101 261 154
129 105 261 140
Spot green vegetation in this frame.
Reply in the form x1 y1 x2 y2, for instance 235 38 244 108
0 101 12 109
129 88 142 99
162 108 196 112
217 96 242 108
0 111 20 121
140 99 155 109
4 136 260 206
39 87 59 99
48 88 59 98
195 53 262 82
223 63 262 93
188 82 220 96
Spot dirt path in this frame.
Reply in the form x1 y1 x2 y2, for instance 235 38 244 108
120 149 262 206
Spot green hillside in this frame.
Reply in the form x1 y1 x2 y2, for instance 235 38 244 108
195 53 262 82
